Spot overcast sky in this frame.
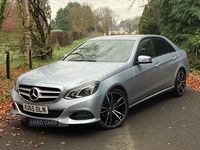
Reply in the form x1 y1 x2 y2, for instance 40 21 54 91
49 0 145 23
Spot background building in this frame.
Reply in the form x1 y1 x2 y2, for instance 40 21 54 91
108 20 140 35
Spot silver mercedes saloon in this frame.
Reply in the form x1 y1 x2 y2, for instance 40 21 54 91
11 35 190 129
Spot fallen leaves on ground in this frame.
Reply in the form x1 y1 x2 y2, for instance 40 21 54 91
0 64 31 102
0 64 32 130
0 98 12 120
186 75 200 93
60 142 65 144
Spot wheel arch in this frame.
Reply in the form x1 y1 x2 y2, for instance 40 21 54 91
108 84 128 100
174 66 186 80
178 67 186 75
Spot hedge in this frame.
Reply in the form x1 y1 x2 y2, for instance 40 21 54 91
52 31 89 47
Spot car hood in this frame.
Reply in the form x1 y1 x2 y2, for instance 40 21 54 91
20 61 128 89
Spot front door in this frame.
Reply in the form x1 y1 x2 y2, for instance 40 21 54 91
127 38 162 104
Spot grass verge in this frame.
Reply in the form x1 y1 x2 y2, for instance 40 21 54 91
0 37 90 102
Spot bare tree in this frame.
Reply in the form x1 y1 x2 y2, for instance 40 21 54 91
122 0 150 9
16 0 52 60
28 0 52 60
94 7 118 33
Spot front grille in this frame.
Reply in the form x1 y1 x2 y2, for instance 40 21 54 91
17 104 63 118
19 84 61 102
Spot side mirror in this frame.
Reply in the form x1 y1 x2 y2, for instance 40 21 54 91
136 55 152 64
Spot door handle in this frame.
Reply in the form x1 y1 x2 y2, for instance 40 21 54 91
173 56 177 60
155 62 160 67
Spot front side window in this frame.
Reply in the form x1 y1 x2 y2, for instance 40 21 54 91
136 38 155 59
152 38 169 56
64 40 136 62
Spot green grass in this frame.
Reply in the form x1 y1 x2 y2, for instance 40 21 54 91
0 35 91 102
0 37 91 68
51 29 63 32
91 32 104 37
27 37 91 68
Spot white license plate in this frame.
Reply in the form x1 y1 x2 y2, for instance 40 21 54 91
23 103 48 114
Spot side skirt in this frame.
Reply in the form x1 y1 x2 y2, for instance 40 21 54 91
129 86 174 109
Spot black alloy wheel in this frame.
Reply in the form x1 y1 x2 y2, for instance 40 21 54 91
98 88 128 129
173 69 186 97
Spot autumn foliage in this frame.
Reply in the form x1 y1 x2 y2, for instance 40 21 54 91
1 4 22 33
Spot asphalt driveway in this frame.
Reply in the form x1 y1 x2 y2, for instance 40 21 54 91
0 86 200 150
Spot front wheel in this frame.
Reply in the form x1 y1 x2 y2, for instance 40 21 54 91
173 69 186 97
98 88 129 129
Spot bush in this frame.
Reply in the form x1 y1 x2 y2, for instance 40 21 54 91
52 31 88 47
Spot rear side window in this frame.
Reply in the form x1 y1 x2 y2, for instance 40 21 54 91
166 42 176 52
152 38 169 56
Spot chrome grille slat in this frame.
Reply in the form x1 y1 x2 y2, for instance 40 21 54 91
39 96 59 99
40 91 60 94
19 87 31 92
19 84 61 103
20 92 30 97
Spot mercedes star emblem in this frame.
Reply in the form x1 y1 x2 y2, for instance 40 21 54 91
30 87 40 101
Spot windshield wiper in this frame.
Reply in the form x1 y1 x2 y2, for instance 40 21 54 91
71 60 96 62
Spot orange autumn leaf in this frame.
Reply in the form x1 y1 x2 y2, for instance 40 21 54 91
39 142 44 145
35 145 40 148
38 137 46 140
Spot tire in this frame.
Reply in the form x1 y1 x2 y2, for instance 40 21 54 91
98 88 129 129
173 69 186 97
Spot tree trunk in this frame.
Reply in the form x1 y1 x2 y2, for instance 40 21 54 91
22 0 31 64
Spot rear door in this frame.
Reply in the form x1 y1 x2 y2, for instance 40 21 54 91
151 37 180 89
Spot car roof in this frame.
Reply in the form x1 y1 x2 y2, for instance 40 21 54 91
88 35 166 41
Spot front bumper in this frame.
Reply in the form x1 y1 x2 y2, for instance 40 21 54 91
11 88 104 125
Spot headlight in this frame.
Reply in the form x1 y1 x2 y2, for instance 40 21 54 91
65 81 100 99
14 78 20 93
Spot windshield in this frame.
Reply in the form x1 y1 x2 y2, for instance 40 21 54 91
64 40 136 62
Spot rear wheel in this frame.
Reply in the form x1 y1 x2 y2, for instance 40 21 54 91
98 88 129 129
173 69 186 97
